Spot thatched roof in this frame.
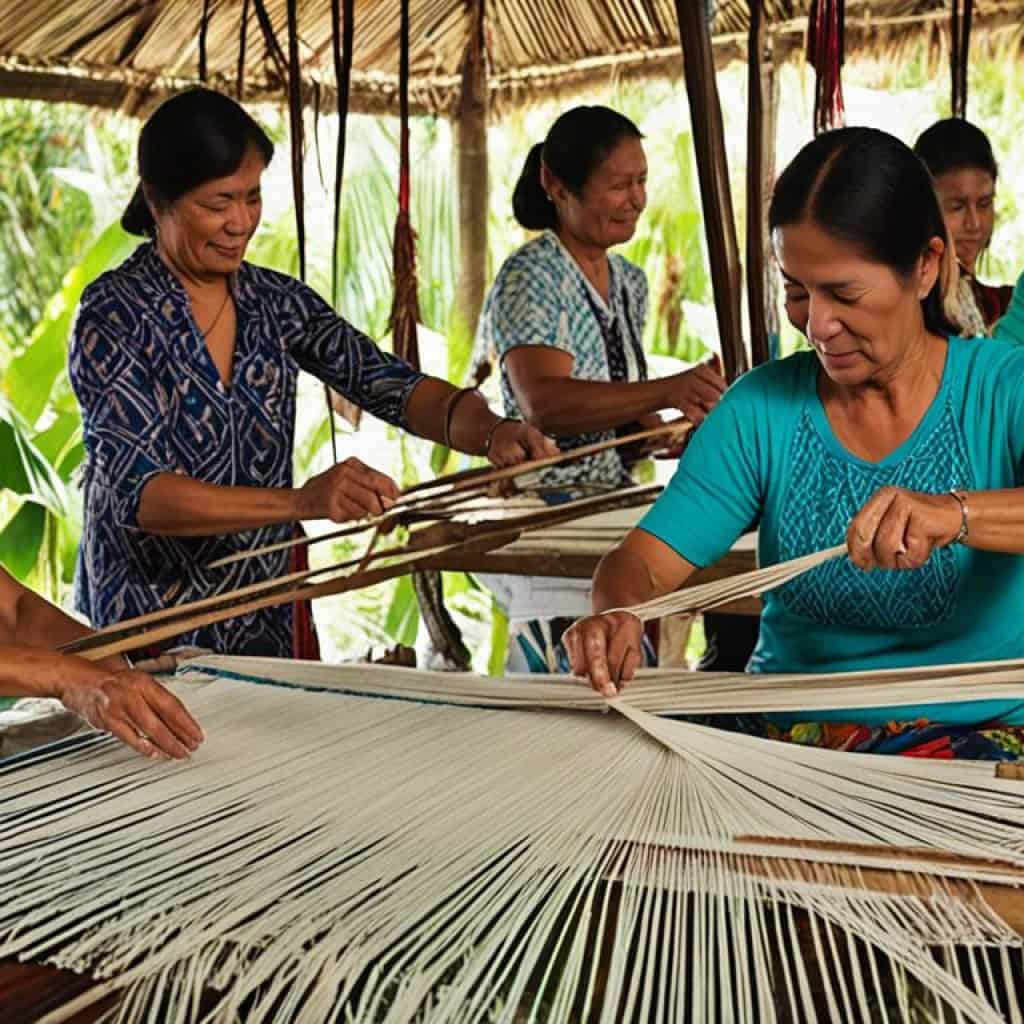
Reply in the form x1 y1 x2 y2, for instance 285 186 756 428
0 1 1021 118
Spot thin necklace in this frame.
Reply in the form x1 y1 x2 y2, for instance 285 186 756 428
200 289 232 338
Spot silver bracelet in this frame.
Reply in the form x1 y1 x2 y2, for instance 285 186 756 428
948 489 969 545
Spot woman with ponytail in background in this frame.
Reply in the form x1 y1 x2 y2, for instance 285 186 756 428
473 106 726 673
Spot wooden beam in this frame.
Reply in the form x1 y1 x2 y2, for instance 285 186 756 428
745 6 780 366
674 0 748 382
745 0 769 367
453 0 489 366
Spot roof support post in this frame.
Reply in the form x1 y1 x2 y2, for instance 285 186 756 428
746 5 779 366
453 0 489 371
674 0 748 382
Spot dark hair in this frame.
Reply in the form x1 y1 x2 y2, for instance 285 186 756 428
769 126 960 337
913 117 999 182
512 106 642 231
121 88 274 237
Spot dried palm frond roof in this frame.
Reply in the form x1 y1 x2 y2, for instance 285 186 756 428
0 0 1021 118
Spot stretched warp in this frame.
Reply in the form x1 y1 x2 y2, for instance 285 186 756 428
2 656 1024 1022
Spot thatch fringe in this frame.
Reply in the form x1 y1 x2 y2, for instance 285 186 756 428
0 3 1021 119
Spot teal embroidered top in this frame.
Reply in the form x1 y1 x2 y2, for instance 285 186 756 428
639 337 1024 726
994 270 1024 346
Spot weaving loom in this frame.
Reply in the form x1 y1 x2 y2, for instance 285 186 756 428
5 543 1024 1022
2 654 1024 1023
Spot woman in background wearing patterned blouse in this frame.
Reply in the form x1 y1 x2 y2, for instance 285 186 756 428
71 89 554 661
473 107 726 673
914 118 1014 336
565 127 1024 760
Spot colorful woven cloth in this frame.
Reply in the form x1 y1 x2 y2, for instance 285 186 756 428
695 714 1024 761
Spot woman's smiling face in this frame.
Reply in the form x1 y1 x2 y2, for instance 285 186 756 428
773 218 943 385
543 136 648 250
149 144 266 280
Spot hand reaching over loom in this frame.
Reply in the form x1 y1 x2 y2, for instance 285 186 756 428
565 529 697 696
55 660 202 760
0 568 203 759
294 457 401 523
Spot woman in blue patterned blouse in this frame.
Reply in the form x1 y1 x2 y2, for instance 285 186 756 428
70 89 554 660
564 127 1024 752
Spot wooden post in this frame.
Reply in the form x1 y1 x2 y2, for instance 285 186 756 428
454 0 489 366
746 6 780 366
674 0 748 382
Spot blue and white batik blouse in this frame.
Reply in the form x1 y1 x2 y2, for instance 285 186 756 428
475 230 648 490
70 242 423 657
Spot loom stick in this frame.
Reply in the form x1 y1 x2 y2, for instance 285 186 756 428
392 420 691 508
207 464 658 569
65 490 656 659
72 532 520 663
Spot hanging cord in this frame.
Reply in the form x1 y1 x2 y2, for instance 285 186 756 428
198 0 212 82
285 0 306 284
235 0 250 100
388 0 422 372
951 0 974 119
806 0 846 135
325 0 356 464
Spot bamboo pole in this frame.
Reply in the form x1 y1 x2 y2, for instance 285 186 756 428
745 0 776 367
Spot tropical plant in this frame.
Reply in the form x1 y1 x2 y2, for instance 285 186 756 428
0 102 137 599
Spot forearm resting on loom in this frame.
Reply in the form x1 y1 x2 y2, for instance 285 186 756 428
138 474 300 536
0 646 108 700
0 571 125 675
592 532 698 614
512 376 670 437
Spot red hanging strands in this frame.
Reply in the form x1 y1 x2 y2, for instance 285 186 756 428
806 0 846 135
388 0 422 371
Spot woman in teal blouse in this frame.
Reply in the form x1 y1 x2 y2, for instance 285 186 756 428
565 127 1024 750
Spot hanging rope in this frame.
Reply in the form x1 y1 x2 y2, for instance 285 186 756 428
235 0 250 101
198 0 211 83
806 0 846 135
322 0 357 459
388 0 422 371
951 0 974 119
285 0 306 284
250 0 288 86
